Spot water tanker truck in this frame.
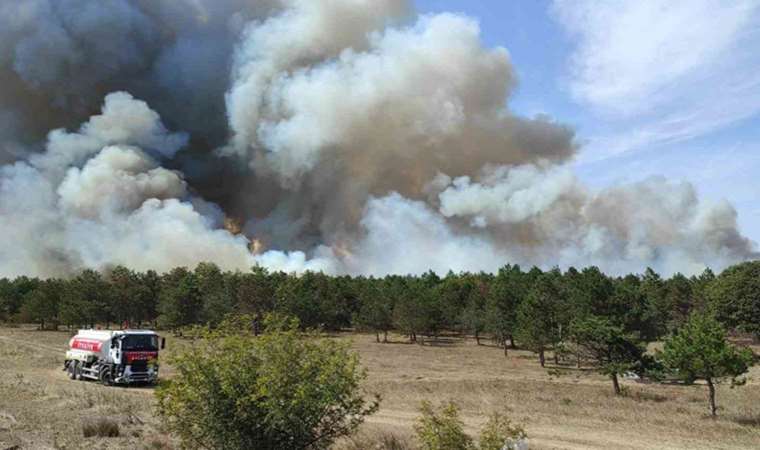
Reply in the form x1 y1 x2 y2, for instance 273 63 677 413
63 329 165 385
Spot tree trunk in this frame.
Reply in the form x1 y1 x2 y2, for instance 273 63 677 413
503 343 508 357
375 332 380 343
383 330 388 343
611 373 621 396
509 335 516 349
707 378 717 417
475 331 480 345
554 352 559 365
539 349 545 367
253 316 261 336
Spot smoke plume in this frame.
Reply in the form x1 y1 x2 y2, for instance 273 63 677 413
0 0 755 278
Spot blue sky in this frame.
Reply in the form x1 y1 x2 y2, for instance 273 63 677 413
415 0 760 244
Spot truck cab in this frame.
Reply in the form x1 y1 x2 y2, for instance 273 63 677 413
110 331 162 384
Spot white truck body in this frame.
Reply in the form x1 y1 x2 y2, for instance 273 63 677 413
64 329 163 385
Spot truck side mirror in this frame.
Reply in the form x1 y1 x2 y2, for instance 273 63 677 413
110 340 117 349
161 337 166 350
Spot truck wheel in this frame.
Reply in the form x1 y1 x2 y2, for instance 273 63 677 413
99 366 113 386
67 361 77 380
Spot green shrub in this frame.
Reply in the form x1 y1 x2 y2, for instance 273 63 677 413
375 433 414 450
340 431 413 450
156 314 379 449
414 401 474 450
414 402 528 450
478 412 527 450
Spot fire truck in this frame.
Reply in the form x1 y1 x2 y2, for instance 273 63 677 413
63 329 165 385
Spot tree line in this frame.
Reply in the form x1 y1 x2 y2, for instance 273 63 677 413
1 261 758 344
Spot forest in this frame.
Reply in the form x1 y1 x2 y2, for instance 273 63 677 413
2 261 758 348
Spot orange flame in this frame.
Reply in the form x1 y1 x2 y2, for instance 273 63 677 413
250 238 264 254
223 217 242 235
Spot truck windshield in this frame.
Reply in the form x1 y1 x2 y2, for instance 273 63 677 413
121 335 158 351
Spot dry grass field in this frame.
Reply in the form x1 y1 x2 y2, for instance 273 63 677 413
0 326 758 449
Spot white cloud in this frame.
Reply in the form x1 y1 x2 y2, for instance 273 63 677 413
552 0 757 114
553 0 760 163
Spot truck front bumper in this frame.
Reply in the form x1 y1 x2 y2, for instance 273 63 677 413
114 365 159 384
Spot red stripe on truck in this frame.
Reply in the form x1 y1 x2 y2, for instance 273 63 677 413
70 338 103 352
125 351 158 363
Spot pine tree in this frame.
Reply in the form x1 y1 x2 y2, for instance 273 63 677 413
515 273 561 367
660 313 754 416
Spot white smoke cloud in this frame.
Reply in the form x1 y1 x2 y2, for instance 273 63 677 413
61 198 255 274
225 0 410 164
57 145 187 219
0 0 755 278
33 92 188 176
345 193 510 275
431 166 755 275
226 10 538 185
0 160 66 277
0 91 326 276
253 246 338 275
439 164 583 227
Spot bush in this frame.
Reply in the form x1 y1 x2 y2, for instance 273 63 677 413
415 401 474 450
375 433 414 450
414 402 528 450
155 314 379 450
339 431 413 450
478 412 527 450
82 418 120 438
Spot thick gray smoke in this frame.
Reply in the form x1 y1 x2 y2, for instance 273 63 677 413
0 0 755 278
